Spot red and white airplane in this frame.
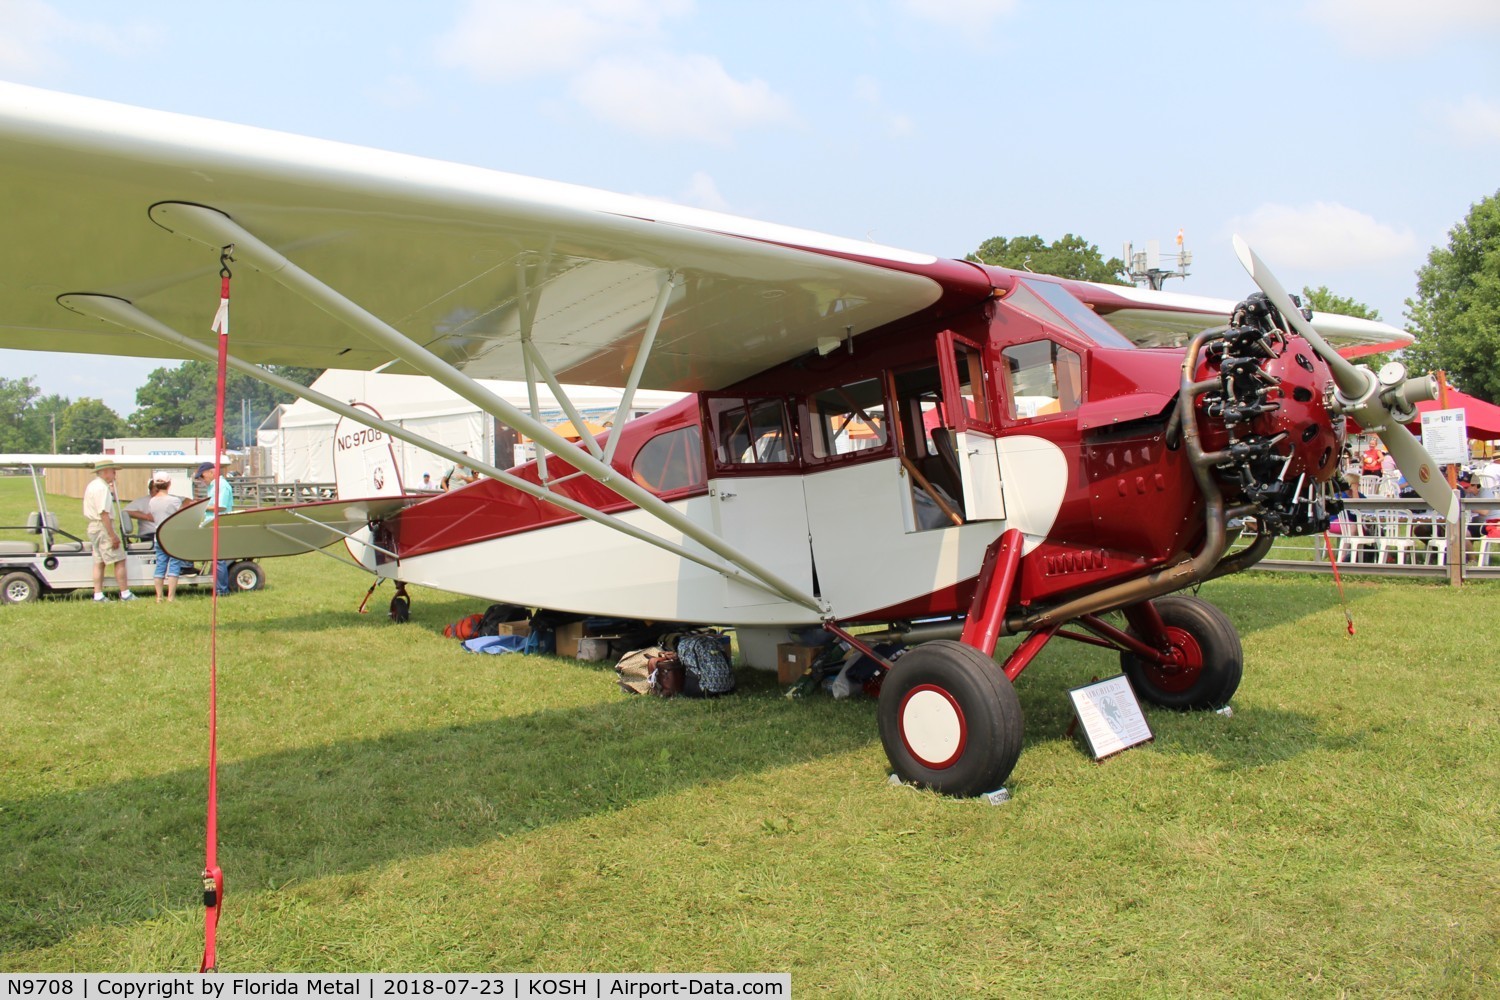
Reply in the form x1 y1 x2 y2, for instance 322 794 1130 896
0 82 1453 795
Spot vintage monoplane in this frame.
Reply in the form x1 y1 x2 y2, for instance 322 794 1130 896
0 82 1455 794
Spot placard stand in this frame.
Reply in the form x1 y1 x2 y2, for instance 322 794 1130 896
1068 675 1153 761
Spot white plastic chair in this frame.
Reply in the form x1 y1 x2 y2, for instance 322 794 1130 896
1420 516 1447 566
1359 475 1381 498
1375 511 1419 565
1334 510 1379 563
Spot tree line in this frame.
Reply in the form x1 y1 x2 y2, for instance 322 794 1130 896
0 363 321 454
3 189 1496 454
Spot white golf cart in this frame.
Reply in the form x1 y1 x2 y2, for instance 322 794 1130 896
0 455 265 604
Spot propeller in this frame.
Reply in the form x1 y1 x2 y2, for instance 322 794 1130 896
1232 236 1459 522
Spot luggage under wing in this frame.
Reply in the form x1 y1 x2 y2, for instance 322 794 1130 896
157 496 423 561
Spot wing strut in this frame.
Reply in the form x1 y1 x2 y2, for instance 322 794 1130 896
514 264 678 488
60 289 815 612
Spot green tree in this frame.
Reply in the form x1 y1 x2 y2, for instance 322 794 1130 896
1403 191 1500 404
131 362 323 448
967 234 1128 284
20 393 71 453
1301 285 1394 370
56 398 126 453
0 375 41 451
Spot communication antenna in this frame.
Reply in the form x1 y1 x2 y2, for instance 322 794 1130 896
1124 229 1192 290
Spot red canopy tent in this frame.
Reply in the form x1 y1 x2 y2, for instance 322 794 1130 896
1413 388 1500 440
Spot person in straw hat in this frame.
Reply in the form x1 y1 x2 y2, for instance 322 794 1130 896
82 459 137 602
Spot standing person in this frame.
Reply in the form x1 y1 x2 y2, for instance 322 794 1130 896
145 478 187 602
195 462 235 596
442 451 479 490
83 460 136 602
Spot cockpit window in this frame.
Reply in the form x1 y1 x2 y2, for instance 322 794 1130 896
1002 340 1083 419
1005 279 1134 349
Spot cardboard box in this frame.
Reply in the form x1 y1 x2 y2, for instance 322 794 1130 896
776 643 822 685
493 622 530 637
556 622 584 658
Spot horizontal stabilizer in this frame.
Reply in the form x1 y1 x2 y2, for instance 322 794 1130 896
157 496 424 561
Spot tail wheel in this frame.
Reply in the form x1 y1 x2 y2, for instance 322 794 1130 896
229 561 265 592
878 640 1023 797
1 570 42 604
1120 594 1242 709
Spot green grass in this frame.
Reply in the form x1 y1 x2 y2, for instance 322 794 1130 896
1 476 1497 994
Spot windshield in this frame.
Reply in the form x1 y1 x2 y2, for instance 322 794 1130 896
1005 279 1134 349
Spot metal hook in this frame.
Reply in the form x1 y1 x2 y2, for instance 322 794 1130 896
219 244 235 279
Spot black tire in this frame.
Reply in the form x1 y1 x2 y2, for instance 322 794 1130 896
1 570 42 604
878 640 1023 797
1119 594 1242 710
229 561 265 592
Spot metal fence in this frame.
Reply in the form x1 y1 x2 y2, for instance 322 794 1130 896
232 478 336 507
1256 497 1500 581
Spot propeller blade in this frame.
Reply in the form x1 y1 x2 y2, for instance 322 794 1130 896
1231 236 1459 521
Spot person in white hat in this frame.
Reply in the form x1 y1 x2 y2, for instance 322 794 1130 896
82 460 136 602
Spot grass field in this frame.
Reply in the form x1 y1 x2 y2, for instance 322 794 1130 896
2 476 1497 994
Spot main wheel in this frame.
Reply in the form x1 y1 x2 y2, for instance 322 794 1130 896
1119 594 1242 710
878 640 1023 797
229 561 265 592
1 570 41 604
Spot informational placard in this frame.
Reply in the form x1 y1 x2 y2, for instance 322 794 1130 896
1423 407 1469 466
1069 675 1153 760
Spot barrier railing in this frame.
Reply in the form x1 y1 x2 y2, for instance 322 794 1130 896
1254 497 1500 581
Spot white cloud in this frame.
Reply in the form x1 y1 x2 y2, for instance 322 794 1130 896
677 171 730 212
572 52 796 144
434 0 693 81
1229 201 1420 269
1440 95 1500 145
894 0 1019 30
1304 0 1500 55
0 0 158 77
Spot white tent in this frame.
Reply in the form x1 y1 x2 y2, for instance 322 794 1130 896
260 370 686 487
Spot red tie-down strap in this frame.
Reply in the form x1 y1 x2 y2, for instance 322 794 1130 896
200 248 232 973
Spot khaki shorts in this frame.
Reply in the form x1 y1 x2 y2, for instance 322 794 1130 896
88 526 126 565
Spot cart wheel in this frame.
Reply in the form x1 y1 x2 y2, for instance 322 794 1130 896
878 640 1023 797
229 561 265 592
1 570 42 604
1119 594 1242 710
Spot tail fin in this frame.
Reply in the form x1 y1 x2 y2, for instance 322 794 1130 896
332 403 405 500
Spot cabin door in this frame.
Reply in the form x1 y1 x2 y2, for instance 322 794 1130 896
938 331 1007 521
705 395 815 609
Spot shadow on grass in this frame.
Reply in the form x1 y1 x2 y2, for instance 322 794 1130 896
0 678 876 953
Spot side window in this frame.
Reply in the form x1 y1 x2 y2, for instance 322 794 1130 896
1001 340 1082 419
710 397 794 465
806 378 889 459
631 426 705 493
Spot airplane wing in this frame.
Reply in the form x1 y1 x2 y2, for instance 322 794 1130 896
1076 282 1412 358
157 496 424 561
0 82 985 393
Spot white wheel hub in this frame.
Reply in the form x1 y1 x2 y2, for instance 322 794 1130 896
900 684 967 769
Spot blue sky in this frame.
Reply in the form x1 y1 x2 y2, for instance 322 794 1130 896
2 0 1497 418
